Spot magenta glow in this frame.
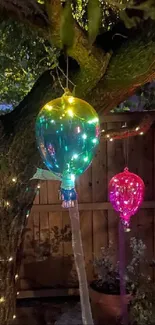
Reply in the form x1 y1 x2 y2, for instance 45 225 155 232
109 167 145 226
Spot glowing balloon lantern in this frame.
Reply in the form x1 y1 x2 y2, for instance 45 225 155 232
109 167 145 228
35 90 100 207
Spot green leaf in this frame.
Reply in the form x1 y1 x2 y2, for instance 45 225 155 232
60 1 74 49
88 0 101 44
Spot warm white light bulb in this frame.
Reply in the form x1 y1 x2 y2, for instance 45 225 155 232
135 126 140 131
13 315 16 320
67 109 74 117
140 131 144 135
8 257 13 262
110 138 113 142
0 297 5 303
68 96 74 104
45 104 53 111
12 178 17 183
37 184 41 189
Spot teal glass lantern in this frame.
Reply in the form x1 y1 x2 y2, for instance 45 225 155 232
35 90 100 207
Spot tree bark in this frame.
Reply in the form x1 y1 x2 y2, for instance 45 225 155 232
0 70 60 324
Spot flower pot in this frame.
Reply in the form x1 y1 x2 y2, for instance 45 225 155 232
89 285 131 325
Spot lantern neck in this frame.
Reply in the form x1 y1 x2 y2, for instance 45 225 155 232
61 173 75 190
63 88 72 97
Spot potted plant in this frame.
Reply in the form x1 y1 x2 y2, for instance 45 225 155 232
90 237 155 325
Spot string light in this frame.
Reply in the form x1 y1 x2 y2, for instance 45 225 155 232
17 292 19 296
6 201 10 207
0 297 5 303
68 96 74 104
135 126 140 131
12 177 17 183
26 211 30 218
110 138 113 142
106 134 110 138
15 274 19 280
13 315 16 320
140 131 144 135
44 104 53 111
37 184 41 189
8 257 13 262
101 129 105 133
67 109 74 117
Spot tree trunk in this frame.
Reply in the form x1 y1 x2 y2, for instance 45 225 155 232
0 70 59 324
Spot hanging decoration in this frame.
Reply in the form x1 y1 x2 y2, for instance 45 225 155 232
109 167 145 229
35 89 100 207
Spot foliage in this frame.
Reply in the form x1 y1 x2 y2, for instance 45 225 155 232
94 237 155 325
0 19 59 107
62 0 155 46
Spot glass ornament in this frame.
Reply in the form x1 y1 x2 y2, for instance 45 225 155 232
35 90 100 207
109 167 145 229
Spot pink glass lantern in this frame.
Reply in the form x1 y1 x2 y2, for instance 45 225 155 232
109 167 145 229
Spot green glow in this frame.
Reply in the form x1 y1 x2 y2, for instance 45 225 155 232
36 93 100 180
82 133 87 139
92 138 98 144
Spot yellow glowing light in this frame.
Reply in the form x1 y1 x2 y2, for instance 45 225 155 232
37 184 41 189
106 134 110 138
6 201 10 206
12 177 17 183
26 213 29 218
140 131 144 135
17 292 19 296
110 138 113 142
13 315 16 320
0 297 5 303
8 257 13 262
135 127 140 131
68 96 74 104
45 104 53 111
67 109 74 117
101 129 105 133
15 274 19 280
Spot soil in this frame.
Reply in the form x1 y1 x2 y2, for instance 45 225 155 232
90 279 132 295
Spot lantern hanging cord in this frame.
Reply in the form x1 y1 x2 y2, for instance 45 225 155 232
123 123 129 167
56 67 65 91
66 55 69 89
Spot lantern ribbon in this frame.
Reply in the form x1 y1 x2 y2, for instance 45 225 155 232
31 168 77 207
31 169 94 325
69 202 94 325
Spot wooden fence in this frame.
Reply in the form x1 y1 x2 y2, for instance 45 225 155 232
18 112 155 298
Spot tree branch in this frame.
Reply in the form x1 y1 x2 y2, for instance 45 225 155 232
89 21 155 115
46 0 111 95
101 114 154 141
